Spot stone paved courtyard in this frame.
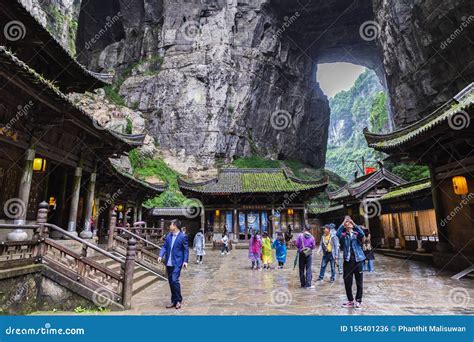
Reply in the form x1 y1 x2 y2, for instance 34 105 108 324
129 249 474 315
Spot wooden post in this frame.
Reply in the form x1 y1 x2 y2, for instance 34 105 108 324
80 163 97 239
107 211 117 251
233 208 238 241
51 169 68 239
7 149 35 241
35 201 49 260
66 160 83 238
429 165 451 252
122 238 136 310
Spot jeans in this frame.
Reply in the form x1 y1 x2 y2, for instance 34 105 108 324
318 253 335 281
221 245 229 253
363 259 374 272
343 258 363 303
252 259 261 269
166 266 183 304
299 253 313 287
337 250 343 274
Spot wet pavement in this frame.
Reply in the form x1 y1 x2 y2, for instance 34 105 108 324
130 249 474 315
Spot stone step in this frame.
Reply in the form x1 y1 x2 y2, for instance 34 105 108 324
132 275 160 296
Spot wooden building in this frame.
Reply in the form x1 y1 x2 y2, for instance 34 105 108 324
364 83 474 271
325 167 407 229
178 168 328 242
0 4 164 241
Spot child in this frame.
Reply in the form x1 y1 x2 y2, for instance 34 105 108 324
272 233 287 269
193 229 205 264
261 232 273 269
221 232 230 255
248 230 262 270
362 229 375 272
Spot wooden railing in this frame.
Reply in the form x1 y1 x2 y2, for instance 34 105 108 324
107 214 166 279
0 202 137 310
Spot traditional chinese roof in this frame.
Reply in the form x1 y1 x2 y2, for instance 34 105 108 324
0 1 111 92
178 168 328 195
327 168 406 202
308 204 344 215
364 83 474 153
380 179 431 201
0 46 138 152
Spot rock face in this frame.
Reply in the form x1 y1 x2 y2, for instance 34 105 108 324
20 0 81 54
35 0 474 174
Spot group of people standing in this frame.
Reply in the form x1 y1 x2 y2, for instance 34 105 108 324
159 216 375 310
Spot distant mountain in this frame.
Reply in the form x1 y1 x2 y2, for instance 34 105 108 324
325 69 390 181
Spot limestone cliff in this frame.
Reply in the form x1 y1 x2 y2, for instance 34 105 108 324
29 0 474 177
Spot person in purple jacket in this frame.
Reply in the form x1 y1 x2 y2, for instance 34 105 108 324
295 225 316 289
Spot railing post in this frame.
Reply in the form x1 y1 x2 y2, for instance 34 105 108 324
35 201 49 261
122 238 136 310
107 211 117 251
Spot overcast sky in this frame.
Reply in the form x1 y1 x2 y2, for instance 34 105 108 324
317 63 366 98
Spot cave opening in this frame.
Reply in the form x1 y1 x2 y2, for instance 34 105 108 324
317 62 390 181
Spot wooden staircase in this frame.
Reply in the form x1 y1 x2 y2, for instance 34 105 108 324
93 254 162 296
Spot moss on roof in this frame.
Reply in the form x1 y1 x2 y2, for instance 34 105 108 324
366 93 474 151
179 168 327 194
380 181 431 200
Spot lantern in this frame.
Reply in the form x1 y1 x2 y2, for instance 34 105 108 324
215 209 220 217
49 196 56 208
117 204 124 211
287 208 294 216
32 158 47 172
452 176 469 195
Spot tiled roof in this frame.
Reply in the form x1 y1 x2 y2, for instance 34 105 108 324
327 168 406 201
0 46 139 149
149 208 190 217
3 1 112 91
380 179 431 201
364 83 474 152
178 168 328 194
109 159 167 193
309 205 344 215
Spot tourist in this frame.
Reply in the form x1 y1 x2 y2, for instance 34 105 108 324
285 224 293 247
158 219 189 310
193 229 205 264
272 233 287 269
336 216 366 309
248 230 262 270
295 225 316 289
317 224 339 282
362 229 375 272
221 232 230 255
182 227 187 235
261 231 273 269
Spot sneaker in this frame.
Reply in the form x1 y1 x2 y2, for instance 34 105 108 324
342 301 354 308
221 252 224 255
316 278 323 282
330 279 335 282
354 301 362 310
306 285 316 289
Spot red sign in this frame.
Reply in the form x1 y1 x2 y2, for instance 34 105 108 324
365 167 376 175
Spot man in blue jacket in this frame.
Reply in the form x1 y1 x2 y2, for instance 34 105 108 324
158 219 189 309
337 216 366 309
